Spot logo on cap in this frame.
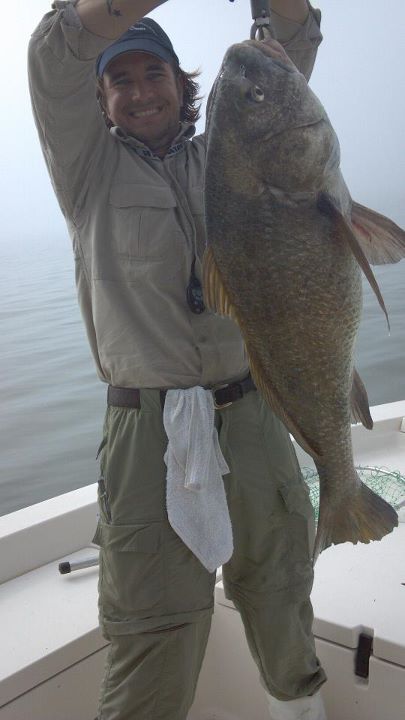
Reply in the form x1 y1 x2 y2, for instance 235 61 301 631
129 22 159 37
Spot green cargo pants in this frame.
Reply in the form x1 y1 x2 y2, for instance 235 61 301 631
94 388 326 720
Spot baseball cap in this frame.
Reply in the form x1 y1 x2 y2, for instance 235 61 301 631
96 18 179 77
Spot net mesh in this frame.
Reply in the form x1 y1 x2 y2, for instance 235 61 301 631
302 465 405 519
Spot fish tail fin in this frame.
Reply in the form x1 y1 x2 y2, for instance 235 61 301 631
313 480 398 562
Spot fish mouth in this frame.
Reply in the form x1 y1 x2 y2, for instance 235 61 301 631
262 117 327 142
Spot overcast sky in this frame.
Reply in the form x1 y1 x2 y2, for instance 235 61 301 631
2 0 405 243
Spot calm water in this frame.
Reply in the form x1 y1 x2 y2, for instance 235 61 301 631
1 234 404 517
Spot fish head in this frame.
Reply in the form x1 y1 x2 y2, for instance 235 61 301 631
206 41 340 196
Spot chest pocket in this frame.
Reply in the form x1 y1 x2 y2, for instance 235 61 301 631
109 183 181 260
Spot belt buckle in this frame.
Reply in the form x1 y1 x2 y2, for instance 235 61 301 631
213 384 233 410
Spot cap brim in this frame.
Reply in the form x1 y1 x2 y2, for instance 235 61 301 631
97 39 176 77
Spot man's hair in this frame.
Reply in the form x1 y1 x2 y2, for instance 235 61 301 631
96 65 202 128
178 66 202 124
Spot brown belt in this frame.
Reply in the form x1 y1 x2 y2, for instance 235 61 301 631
107 374 256 411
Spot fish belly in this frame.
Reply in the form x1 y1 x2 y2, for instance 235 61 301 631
209 196 361 458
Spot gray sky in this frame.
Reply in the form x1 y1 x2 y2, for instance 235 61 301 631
2 0 405 242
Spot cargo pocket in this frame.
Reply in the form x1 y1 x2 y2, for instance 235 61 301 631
97 522 164 622
278 480 316 570
230 482 314 598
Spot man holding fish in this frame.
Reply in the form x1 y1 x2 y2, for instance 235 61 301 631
29 0 404 717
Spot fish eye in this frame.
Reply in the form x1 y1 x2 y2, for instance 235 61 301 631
248 85 265 103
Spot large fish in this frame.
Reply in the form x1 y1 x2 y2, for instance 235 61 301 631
203 40 405 559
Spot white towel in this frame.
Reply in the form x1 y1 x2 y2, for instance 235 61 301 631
163 387 233 573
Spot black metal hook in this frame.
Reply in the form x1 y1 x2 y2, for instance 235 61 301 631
250 0 275 39
227 1 275 39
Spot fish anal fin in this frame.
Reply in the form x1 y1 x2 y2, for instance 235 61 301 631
317 192 390 331
351 201 405 265
247 346 322 462
351 368 373 430
314 478 398 561
202 246 238 320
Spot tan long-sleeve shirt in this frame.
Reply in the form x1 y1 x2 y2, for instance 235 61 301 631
28 0 322 389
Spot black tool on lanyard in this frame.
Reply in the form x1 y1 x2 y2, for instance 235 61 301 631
186 257 205 314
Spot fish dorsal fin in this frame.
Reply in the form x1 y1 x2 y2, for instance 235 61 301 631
351 367 373 430
202 245 238 320
317 192 390 331
351 202 405 265
247 345 323 462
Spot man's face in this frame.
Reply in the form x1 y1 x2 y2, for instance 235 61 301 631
103 51 184 156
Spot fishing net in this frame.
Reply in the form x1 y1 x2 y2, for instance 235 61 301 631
302 465 405 519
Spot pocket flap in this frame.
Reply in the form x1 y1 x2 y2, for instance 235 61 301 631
278 482 313 516
99 522 162 553
109 184 177 209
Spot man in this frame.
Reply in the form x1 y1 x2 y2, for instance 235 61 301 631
29 2 327 718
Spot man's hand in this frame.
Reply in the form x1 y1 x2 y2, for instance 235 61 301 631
246 37 298 72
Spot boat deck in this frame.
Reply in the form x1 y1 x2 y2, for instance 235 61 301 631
1 401 404 719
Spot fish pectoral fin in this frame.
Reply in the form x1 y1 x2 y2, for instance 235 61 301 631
202 244 320 460
317 192 390 331
247 346 323 462
351 201 405 265
202 245 238 320
351 368 373 430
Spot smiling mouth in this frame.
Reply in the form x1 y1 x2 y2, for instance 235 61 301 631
129 107 163 119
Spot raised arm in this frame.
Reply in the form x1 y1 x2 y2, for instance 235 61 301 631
270 1 310 24
76 0 310 37
269 1 322 80
76 0 170 38
28 2 124 220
